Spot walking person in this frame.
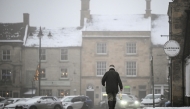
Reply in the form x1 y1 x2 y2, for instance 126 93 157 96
102 64 123 109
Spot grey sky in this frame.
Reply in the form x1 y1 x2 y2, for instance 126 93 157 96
0 0 172 28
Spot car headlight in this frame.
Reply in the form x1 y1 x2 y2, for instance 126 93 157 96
120 101 127 105
134 101 139 105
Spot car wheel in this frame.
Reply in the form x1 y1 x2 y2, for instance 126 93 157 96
67 106 73 109
54 105 61 109
29 106 37 109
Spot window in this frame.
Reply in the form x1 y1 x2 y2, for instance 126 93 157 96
126 42 136 54
154 86 161 94
124 87 130 94
58 89 65 97
40 49 46 60
155 89 161 94
61 68 68 78
41 89 52 96
61 49 68 60
97 42 106 54
97 61 106 76
41 69 46 78
2 50 10 60
57 89 70 96
0 91 12 97
126 61 137 76
1 69 11 81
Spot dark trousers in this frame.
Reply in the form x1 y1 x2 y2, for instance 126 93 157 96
107 93 117 109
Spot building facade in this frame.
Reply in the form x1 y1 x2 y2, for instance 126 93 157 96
22 26 82 97
168 0 190 106
152 45 169 99
80 0 155 106
0 13 29 97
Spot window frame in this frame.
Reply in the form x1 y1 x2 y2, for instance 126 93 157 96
40 49 46 61
61 48 68 61
126 61 137 77
40 68 46 79
96 61 106 76
1 69 12 81
41 89 52 96
96 42 107 54
2 50 11 61
61 68 68 78
126 42 137 55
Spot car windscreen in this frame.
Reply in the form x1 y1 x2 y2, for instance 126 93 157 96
144 95 161 99
7 100 14 103
0 99 7 103
63 96 75 102
117 95 132 100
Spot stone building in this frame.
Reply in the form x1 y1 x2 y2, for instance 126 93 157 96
22 24 82 97
0 1 169 104
80 0 169 106
168 0 190 106
0 13 29 97
152 45 169 99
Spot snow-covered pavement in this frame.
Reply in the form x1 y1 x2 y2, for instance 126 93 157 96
144 107 190 109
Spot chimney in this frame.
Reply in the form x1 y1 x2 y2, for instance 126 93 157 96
80 0 90 27
23 13 29 26
145 0 151 18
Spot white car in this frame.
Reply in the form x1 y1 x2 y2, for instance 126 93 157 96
4 98 30 109
0 98 23 109
99 94 140 109
140 94 168 107
62 95 91 109
15 96 63 109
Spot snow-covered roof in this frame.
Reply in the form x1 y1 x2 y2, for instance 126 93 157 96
84 14 151 31
0 23 25 40
24 27 82 47
151 14 169 45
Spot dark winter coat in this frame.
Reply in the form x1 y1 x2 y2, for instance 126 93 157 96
101 68 123 94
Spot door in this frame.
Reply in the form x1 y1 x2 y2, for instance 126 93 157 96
139 91 146 100
86 91 94 107
71 97 84 109
36 97 47 109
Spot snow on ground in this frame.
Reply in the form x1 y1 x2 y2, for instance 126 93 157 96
144 107 190 109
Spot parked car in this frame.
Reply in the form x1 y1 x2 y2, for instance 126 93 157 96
62 95 93 109
0 97 5 102
0 97 6 109
4 98 30 109
99 94 140 109
1 97 25 109
128 95 139 101
15 96 63 109
140 94 168 107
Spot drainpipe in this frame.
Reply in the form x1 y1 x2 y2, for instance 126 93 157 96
80 47 82 95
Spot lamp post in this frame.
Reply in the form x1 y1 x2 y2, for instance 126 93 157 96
150 56 155 108
38 27 43 96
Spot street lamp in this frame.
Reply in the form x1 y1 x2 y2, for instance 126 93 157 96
38 27 43 96
150 56 155 108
